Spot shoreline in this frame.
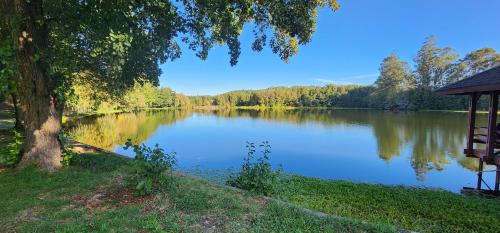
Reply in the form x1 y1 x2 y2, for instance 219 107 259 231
67 141 500 232
62 106 496 121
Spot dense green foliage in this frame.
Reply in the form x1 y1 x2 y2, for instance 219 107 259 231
227 141 282 195
189 38 499 110
124 140 176 196
0 129 23 167
191 85 370 108
277 175 500 233
0 153 393 233
65 79 183 113
3 0 340 94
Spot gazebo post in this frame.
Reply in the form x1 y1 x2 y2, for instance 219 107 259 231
466 93 482 190
485 92 498 192
496 165 500 192
486 92 498 159
467 93 479 154
477 159 484 190
486 92 499 192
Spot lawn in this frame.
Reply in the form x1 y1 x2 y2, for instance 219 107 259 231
277 175 500 233
0 153 395 233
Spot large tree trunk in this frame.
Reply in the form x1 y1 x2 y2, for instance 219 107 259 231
13 0 63 169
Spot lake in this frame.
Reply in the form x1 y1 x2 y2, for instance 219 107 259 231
67 109 497 192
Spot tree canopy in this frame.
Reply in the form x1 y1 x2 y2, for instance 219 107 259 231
0 0 339 169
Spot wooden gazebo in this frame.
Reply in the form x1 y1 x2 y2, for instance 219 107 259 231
436 65 500 193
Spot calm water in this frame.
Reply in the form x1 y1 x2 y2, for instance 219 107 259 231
67 109 497 192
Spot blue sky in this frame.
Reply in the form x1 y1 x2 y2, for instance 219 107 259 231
160 0 500 96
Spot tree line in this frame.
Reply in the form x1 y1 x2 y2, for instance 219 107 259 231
190 85 370 108
19 36 499 115
189 37 499 110
64 73 191 113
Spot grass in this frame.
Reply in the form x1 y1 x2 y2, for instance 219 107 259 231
277 175 500 233
0 153 395 233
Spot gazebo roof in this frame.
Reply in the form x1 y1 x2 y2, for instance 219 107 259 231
435 65 500 95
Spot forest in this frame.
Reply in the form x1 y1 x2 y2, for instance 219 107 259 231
191 37 499 110
49 37 500 114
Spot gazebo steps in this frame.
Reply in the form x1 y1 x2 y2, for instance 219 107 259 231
473 135 500 148
464 149 500 165
461 187 500 198
475 127 500 136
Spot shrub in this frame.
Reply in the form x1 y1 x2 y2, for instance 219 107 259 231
124 139 176 196
227 141 281 195
57 129 77 167
0 129 23 167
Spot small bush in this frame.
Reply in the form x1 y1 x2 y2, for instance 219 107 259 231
57 129 77 167
0 130 23 167
124 139 176 196
227 141 281 195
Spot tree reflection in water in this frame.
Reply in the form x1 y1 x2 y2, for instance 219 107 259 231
67 110 190 150
68 109 487 180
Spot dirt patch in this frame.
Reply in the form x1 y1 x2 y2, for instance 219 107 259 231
72 187 150 209
255 196 269 206
194 216 219 232
142 195 170 214
15 208 41 224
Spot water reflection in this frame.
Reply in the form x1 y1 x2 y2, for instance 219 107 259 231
67 110 190 150
67 109 484 184
195 109 481 178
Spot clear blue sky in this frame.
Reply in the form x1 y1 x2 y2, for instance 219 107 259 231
159 0 500 96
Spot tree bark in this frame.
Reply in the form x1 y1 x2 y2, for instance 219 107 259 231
13 0 63 169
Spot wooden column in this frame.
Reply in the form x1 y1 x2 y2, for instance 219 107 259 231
496 165 500 192
487 92 500 192
466 93 480 155
468 93 482 190
486 92 499 159
477 159 484 190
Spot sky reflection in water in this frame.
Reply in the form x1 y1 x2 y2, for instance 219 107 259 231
68 109 497 192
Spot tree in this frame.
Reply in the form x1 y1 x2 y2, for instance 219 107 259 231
174 93 191 109
123 81 148 110
460 48 500 76
65 71 117 113
413 36 458 109
374 53 412 109
414 36 458 89
0 0 339 169
156 87 175 108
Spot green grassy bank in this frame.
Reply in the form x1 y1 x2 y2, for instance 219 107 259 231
277 176 500 233
0 153 394 233
3 152 499 233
